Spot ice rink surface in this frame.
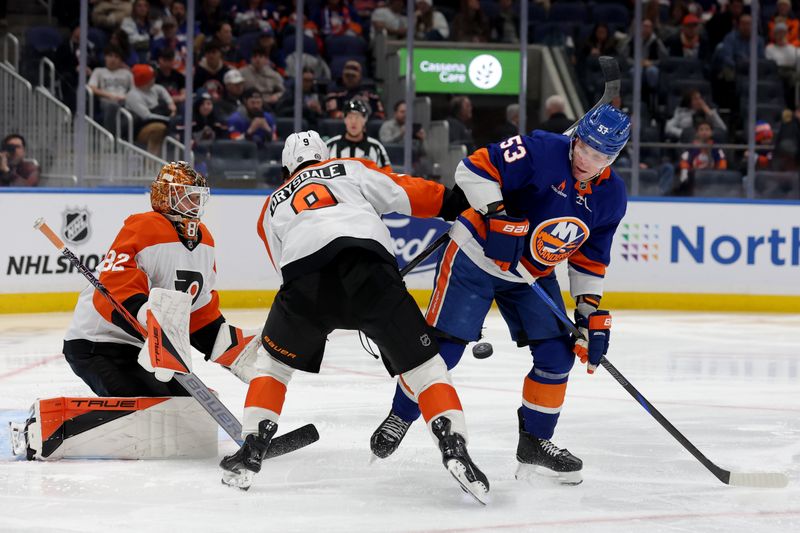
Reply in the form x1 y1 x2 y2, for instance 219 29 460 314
0 309 798 533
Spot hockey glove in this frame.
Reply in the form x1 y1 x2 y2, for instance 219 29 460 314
209 323 262 383
484 214 530 272
572 310 612 374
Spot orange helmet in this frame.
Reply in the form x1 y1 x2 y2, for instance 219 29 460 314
151 161 209 218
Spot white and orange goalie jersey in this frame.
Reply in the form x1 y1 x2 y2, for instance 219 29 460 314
64 211 224 353
257 158 463 282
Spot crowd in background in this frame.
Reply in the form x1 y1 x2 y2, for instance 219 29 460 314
2 0 799 197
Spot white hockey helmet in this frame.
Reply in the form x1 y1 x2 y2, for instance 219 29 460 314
281 130 329 176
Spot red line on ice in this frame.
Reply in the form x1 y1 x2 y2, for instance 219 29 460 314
0 354 62 381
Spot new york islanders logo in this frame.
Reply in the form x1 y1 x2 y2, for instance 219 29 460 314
530 217 590 265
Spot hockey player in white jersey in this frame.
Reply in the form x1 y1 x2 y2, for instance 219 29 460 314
11 161 266 461
219 131 490 503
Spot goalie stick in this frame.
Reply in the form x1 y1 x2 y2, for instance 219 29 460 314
513 265 789 489
34 218 319 458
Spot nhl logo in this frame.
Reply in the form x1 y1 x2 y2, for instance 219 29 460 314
420 333 431 347
62 208 91 245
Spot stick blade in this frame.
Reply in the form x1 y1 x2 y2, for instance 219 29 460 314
727 472 789 488
264 424 320 459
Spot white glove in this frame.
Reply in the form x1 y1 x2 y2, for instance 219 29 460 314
137 288 193 382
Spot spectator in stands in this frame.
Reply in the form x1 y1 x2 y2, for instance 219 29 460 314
215 22 245 68
149 0 174 23
150 16 187 70
109 28 139 67
55 25 98 112
172 0 201 42
743 121 774 171
89 45 135 131
677 119 727 193
327 99 392 170
122 0 157 63
217 69 246 119
379 100 426 145
126 64 176 155
316 0 363 37
155 48 186 105
622 18 666 103
452 0 491 43
372 0 407 39
198 0 226 36
194 41 231 90
232 0 274 35
325 60 385 119
0 134 39 187
664 88 727 141
580 23 619 62
714 14 765 78
706 0 744 49
278 0 322 54
665 14 711 62
446 95 474 150
494 103 520 139
415 0 449 41
276 67 325 127
227 88 278 146
174 89 228 143
285 42 332 79
492 0 519 44
538 95 573 134
769 0 800 46
91 0 132 32
774 108 800 171
240 45 285 107
766 22 799 107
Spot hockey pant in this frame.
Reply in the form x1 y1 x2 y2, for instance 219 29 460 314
392 241 576 440
244 347 469 442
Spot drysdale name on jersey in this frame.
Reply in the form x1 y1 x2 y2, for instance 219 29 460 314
269 163 346 214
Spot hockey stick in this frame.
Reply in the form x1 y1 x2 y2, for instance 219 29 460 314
513 266 788 488
562 55 621 137
399 231 451 277
35 218 319 456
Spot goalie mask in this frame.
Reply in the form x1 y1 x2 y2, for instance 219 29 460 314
151 161 210 243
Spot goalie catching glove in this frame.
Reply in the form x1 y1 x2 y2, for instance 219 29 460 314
572 295 611 374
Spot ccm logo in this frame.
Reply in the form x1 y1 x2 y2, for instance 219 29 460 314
502 223 529 234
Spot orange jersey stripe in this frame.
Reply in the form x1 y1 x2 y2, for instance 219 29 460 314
460 209 487 240
256 194 276 269
418 383 463 422
244 375 288 414
568 249 607 277
522 377 567 409
467 148 502 186
426 240 459 326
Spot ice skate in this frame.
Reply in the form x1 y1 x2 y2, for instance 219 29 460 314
220 420 277 491
370 411 412 460
515 410 582 485
430 416 489 504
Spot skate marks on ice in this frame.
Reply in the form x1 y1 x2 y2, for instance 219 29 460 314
0 310 798 532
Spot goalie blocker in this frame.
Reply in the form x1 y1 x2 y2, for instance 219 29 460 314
9 396 218 460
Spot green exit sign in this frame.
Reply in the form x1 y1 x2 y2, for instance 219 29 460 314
398 48 520 95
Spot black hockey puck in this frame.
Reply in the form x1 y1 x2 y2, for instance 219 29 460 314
472 342 493 359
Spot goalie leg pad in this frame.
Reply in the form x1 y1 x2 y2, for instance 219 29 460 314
14 396 218 460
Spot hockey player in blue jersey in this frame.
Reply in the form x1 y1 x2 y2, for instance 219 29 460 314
369 104 631 485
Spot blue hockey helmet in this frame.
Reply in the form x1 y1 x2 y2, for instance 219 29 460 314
574 103 631 157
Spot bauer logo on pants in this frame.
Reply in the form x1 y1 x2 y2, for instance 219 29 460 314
61 208 92 245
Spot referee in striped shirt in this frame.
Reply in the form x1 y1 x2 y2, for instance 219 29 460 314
326 99 393 171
